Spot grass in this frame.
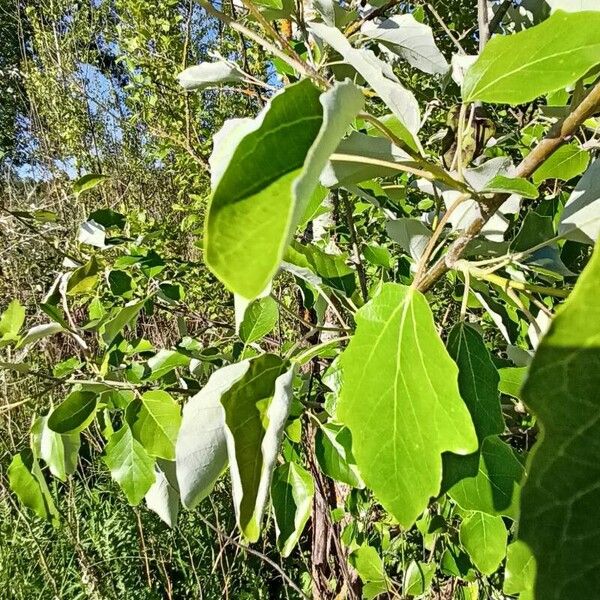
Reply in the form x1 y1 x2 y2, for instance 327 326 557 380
0 465 308 599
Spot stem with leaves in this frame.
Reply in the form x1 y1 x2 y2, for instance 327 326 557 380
417 80 600 293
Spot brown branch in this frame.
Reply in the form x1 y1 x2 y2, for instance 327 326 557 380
344 0 402 37
488 0 514 36
417 80 600 292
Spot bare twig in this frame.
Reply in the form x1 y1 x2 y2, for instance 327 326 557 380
197 514 309 599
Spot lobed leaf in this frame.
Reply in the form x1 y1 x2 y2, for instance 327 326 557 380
337 283 477 527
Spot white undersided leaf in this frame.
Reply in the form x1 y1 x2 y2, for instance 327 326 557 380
385 218 432 261
546 0 600 11
559 158 600 244
321 131 411 187
451 54 477 86
16 322 65 349
416 179 512 241
145 460 180 527
177 61 245 90
221 357 295 541
361 14 449 75
78 220 106 248
309 21 420 139
176 361 251 508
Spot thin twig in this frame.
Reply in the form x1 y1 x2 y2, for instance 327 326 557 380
271 294 351 333
413 192 470 285
425 3 465 54
340 189 368 302
197 514 310 599
344 0 402 37
197 0 327 86
417 80 600 293
477 0 490 51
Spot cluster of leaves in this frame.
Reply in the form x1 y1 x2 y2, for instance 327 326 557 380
3 1 600 599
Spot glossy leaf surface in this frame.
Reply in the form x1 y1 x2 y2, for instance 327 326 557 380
338 283 477 527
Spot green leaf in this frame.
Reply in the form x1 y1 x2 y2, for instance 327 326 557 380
102 299 145 345
126 390 181 460
504 541 536 595
350 545 388 598
510 209 554 253
498 367 527 399
482 175 539 199
518 241 600 599
559 158 600 244
459 512 507 575
88 208 125 229
363 244 392 268
403 560 435 597
145 459 179 528
205 79 364 299
32 415 80 481
66 257 100 295
463 10 600 104
0 299 25 343
104 425 156 505
47 391 98 434
284 241 356 296
73 173 108 195
108 270 134 297
8 449 59 525
532 142 589 184
221 355 294 541
447 323 504 441
315 422 364 488
445 436 524 518
271 462 314 557
239 296 278 344
146 349 190 381
53 356 81 378
337 283 477 527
